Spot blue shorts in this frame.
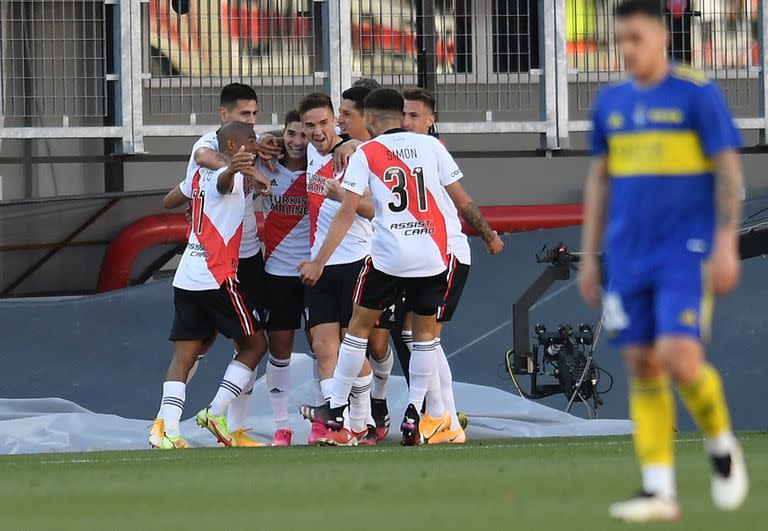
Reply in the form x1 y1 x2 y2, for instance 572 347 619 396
602 257 713 347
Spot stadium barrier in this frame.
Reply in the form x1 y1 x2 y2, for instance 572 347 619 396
95 204 584 292
1 0 766 151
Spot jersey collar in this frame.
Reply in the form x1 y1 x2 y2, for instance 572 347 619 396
381 128 407 135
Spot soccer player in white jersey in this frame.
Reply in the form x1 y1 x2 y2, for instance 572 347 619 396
159 83 272 447
150 121 269 449
298 93 378 446
334 85 399 443
299 89 502 445
400 87 503 443
256 111 311 446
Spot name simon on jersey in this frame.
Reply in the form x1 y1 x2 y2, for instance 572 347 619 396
270 195 309 216
390 219 434 236
386 147 417 160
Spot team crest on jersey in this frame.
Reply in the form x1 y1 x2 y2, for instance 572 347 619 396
607 112 624 129
679 308 698 327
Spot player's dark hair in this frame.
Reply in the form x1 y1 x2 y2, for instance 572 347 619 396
402 87 436 113
284 109 301 127
217 120 255 146
298 92 334 116
341 86 372 114
352 77 381 91
219 83 258 108
614 0 663 20
364 88 405 116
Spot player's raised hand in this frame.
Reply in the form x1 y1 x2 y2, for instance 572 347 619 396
709 230 741 295
486 231 504 255
229 145 254 172
256 134 283 172
323 178 344 202
298 259 324 286
577 256 602 308
242 165 272 196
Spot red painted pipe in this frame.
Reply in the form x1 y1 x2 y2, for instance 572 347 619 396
96 204 583 292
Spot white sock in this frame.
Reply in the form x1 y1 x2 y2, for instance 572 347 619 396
349 373 373 433
320 378 334 403
408 340 438 410
642 465 677 499
226 368 257 431
156 355 203 419
435 339 460 429
425 371 445 418
402 330 414 353
310 353 324 405
370 347 394 400
330 335 368 409
209 360 253 417
266 354 291 430
705 431 736 457
160 381 186 437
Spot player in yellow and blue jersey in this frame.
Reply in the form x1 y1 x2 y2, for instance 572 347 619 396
578 0 749 522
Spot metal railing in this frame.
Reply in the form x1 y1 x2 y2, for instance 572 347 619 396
0 0 766 150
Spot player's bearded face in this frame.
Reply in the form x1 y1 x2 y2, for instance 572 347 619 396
283 121 308 160
615 15 667 79
302 107 337 153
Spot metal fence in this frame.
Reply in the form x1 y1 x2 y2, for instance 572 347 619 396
0 0 766 149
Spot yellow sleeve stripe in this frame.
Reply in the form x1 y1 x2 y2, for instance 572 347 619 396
608 130 713 177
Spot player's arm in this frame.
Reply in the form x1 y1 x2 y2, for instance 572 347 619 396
578 157 609 307
163 185 189 209
216 147 254 195
298 192 362 286
324 179 374 219
696 81 744 295
333 139 362 173
445 181 503 255
711 149 743 294
194 147 230 170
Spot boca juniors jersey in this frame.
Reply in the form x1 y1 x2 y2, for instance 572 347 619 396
259 161 311 276
590 64 741 281
306 142 372 266
341 129 463 277
173 163 246 291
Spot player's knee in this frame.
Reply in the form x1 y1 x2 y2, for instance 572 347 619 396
623 346 663 379
658 337 704 386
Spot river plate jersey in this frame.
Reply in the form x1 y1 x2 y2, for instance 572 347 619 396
259 161 310 276
306 142 372 265
182 130 261 259
341 129 463 277
590 65 740 281
173 164 246 291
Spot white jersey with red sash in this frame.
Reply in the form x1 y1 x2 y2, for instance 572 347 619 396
306 142 372 266
173 163 246 291
259 161 311 276
341 129 462 277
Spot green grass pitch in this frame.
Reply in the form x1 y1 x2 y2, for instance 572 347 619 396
0 434 765 530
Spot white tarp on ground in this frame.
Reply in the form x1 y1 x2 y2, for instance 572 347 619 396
0 355 632 455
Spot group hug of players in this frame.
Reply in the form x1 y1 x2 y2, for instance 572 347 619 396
148 79 503 450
